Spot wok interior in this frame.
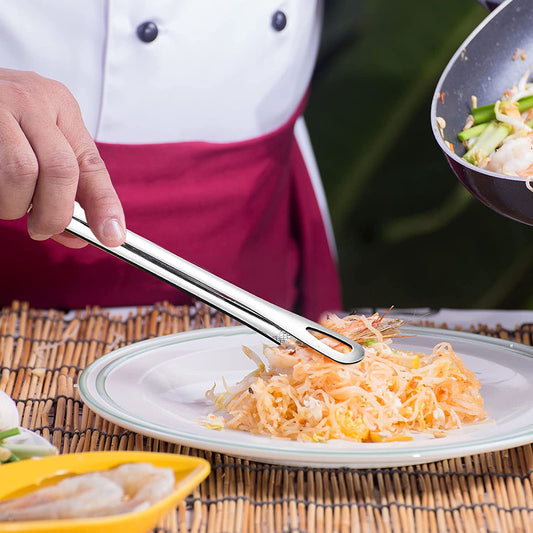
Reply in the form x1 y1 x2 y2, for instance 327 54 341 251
434 0 533 158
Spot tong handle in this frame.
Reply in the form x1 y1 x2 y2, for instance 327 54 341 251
66 203 364 364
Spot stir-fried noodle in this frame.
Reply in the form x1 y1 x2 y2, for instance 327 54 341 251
205 313 487 442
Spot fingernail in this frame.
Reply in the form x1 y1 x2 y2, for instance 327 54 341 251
29 233 52 241
102 217 125 244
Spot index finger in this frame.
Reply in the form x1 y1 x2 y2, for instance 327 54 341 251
59 104 126 247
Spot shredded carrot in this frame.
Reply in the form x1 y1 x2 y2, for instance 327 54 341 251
205 313 487 442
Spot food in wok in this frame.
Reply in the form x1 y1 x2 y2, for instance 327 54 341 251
457 70 533 190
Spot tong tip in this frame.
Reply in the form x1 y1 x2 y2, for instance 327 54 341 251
277 327 365 365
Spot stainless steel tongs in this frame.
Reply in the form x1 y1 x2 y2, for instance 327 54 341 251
66 202 365 364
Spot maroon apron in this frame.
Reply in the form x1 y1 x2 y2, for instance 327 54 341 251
1 105 341 320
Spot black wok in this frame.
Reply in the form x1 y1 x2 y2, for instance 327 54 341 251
431 0 533 225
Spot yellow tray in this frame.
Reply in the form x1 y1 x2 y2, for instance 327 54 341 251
0 450 210 533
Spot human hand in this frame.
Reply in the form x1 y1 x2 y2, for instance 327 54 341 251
0 68 125 248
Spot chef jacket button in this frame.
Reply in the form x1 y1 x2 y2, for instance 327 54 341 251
271 10 287 31
137 21 158 43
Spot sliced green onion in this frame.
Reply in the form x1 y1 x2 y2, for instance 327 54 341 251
458 123 489 141
472 103 498 124
0 427 21 441
472 95 533 124
516 95 533 113
2 443 58 460
463 121 512 165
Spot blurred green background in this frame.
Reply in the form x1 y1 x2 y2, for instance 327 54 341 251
306 0 533 312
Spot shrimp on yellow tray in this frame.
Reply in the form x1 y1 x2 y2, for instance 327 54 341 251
0 463 175 521
205 311 487 443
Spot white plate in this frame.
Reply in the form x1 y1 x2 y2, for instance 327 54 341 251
79 326 533 468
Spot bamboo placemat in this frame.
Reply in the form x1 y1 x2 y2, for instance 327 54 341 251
0 300 532 533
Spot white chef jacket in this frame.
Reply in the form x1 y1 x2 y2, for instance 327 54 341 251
0 1 320 142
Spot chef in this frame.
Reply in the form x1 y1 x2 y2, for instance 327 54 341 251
0 1 341 320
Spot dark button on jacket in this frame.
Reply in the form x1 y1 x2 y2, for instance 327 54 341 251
137 21 158 42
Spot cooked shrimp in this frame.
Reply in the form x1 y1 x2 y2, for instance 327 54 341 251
484 135 533 175
101 463 175 510
0 463 175 522
0 474 124 521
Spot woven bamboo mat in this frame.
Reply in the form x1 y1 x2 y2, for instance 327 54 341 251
1 300 532 533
